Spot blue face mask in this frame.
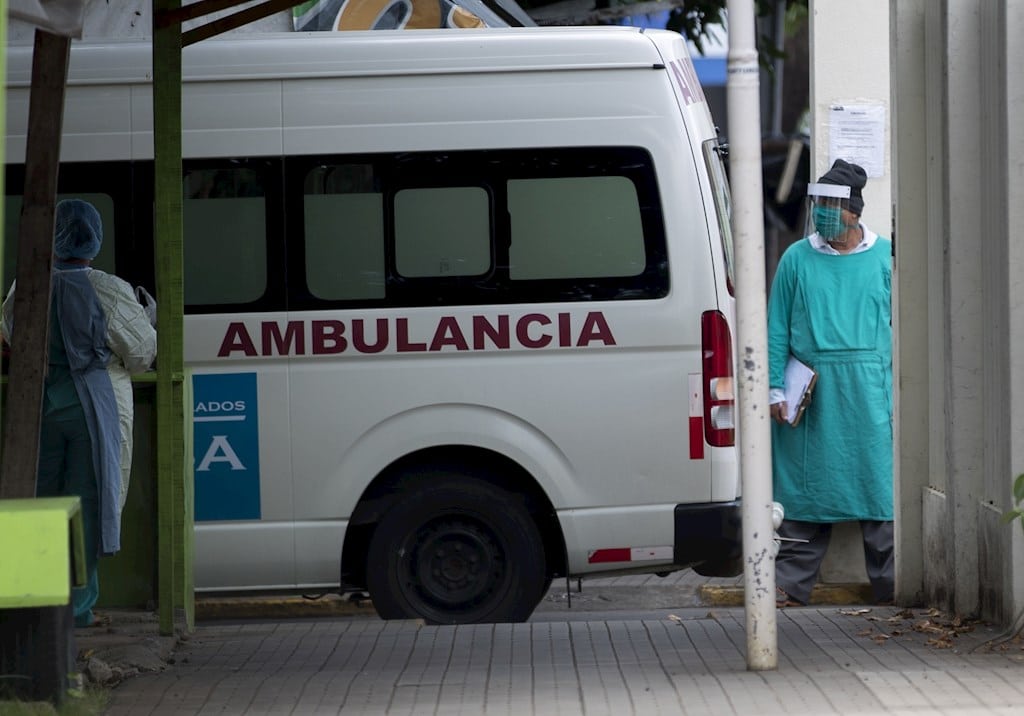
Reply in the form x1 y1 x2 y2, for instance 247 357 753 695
812 204 844 239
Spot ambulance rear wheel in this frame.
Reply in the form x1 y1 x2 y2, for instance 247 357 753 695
366 476 547 624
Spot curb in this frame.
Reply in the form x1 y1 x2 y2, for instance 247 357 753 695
195 594 377 621
699 582 875 607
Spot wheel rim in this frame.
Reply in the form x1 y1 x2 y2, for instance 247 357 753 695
398 517 508 616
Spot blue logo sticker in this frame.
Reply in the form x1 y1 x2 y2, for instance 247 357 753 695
193 373 261 521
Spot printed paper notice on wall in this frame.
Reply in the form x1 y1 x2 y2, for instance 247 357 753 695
828 104 886 178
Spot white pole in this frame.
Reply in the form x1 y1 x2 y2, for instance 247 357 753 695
726 0 777 670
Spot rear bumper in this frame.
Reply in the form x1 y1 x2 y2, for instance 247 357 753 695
673 499 742 569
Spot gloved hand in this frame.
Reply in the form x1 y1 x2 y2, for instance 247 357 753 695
135 285 157 327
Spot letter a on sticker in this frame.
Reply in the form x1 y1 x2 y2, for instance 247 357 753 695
197 435 247 471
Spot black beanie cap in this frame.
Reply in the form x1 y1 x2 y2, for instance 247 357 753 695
818 158 867 215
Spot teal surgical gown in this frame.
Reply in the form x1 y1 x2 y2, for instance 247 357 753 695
767 234 893 522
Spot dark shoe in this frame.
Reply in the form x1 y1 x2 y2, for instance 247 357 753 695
776 586 802 608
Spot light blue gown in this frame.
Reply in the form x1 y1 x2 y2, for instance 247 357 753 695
767 236 893 522
33 267 123 626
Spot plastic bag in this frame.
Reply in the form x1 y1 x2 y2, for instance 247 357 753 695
135 285 157 327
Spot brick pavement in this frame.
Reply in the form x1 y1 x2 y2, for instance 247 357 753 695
105 606 1024 716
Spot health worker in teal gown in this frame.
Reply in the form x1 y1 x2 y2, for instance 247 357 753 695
767 159 893 608
2 199 157 627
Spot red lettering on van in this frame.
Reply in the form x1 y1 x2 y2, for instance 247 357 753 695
396 317 427 352
263 321 304 356
312 320 347 355
353 318 388 354
558 313 572 347
218 322 258 357
214 311 617 357
668 58 706 107
430 316 470 352
517 313 553 349
578 312 617 346
473 315 510 350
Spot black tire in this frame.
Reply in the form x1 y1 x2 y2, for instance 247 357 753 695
366 475 547 624
541 574 555 595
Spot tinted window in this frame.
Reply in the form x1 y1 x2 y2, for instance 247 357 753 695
395 186 490 278
508 176 645 280
183 167 267 306
293 147 667 310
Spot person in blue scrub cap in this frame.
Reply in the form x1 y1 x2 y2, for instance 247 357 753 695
767 159 894 608
1 199 157 627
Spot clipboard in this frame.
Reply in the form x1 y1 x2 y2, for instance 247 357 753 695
784 356 818 427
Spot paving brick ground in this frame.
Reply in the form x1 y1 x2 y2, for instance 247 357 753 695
103 604 1024 716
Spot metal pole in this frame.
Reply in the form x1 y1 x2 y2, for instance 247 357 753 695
726 0 777 670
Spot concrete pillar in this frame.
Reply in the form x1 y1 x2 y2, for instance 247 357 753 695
974 0 1014 623
894 0 1023 622
941 0 988 619
890 0 929 605
808 0 892 585
918 0 952 610
1007 0 1024 630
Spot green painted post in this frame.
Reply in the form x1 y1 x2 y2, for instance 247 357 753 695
152 0 193 635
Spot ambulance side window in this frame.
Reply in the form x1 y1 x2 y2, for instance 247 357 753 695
303 163 386 301
183 167 268 306
292 147 668 310
394 187 490 278
508 175 645 280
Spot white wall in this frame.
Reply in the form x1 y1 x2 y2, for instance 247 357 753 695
808 0 892 238
808 0 892 584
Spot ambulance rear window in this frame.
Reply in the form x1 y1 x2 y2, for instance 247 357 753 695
702 138 735 296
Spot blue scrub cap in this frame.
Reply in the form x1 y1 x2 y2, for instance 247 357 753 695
53 199 102 260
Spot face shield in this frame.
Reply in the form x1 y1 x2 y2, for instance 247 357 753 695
805 183 853 242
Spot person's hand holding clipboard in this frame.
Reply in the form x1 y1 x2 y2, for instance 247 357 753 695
781 355 818 426
770 356 818 426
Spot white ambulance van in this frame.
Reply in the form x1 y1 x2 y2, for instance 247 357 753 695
5 26 741 624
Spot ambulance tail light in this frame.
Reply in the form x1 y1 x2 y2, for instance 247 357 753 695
701 310 735 447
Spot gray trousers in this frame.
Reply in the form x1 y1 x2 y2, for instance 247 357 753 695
776 519 894 605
